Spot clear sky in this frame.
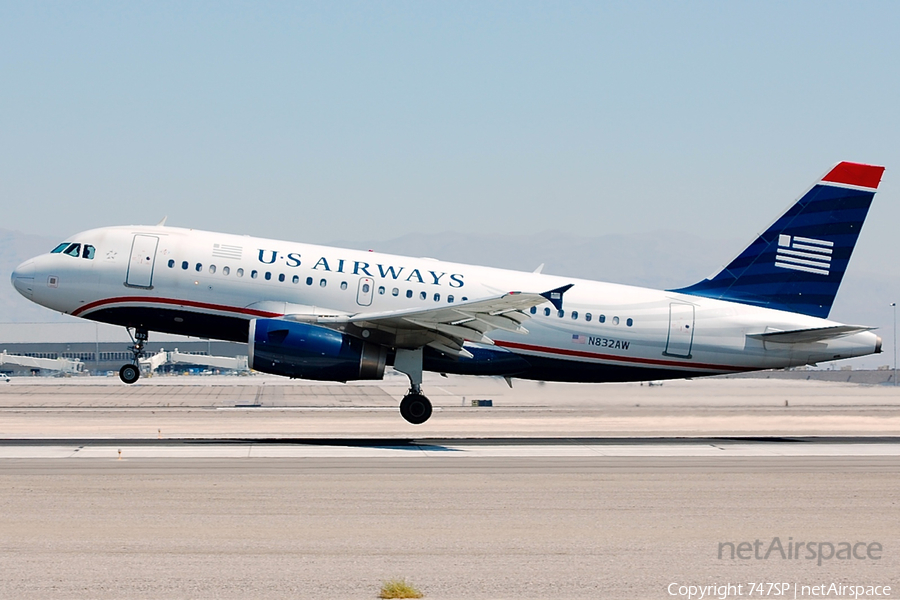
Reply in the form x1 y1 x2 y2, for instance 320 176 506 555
2 1 899 248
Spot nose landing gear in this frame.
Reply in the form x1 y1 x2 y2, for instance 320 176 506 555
118 327 148 385
118 363 140 385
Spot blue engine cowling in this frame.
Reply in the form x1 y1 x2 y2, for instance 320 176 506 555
249 319 387 381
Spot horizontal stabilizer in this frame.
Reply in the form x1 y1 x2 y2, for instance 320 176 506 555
747 325 874 344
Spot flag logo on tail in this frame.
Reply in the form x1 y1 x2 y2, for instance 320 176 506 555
775 234 832 276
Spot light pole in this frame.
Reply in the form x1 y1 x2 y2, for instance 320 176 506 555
892 302 897 386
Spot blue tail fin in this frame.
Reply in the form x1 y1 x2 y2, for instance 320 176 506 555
672 162 884 318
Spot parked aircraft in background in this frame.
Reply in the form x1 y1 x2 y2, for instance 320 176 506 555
11 162 885 423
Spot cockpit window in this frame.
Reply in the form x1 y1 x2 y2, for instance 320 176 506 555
51 243 70 254
63 243 81 257
82 245 95 259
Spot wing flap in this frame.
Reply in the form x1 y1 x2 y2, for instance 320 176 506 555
345 285 573 349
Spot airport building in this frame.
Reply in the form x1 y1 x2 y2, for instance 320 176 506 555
0 322 247 375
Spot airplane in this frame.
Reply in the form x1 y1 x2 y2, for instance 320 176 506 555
10 161 885 424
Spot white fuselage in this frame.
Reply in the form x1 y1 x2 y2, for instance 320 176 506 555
11 225 880 381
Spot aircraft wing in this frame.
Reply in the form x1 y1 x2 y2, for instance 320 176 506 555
746 325 875 344
287 284 573 358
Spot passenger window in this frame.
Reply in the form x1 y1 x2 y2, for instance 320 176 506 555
320 279 327 287
419 291 427 300
292 275 299 284
530 306 536 314
462 297 467 301
448 295 454 303
264 272 271 281
237 268 244 277
392 288 399 296
51 243 70 254
626 318 633 327
378 286 385 295
209 265 216 274
612 316 620 325
340 282 348 290
406 290 413 298
571 311 578 320
196 263 204 272
558 310 565 318
64 243 81 257
251 270 258 279
223 266 230 276
278 273 285 282
434 293 440 302
82 245 95 259
182 261 189 270
363 283 370 293
585 313 592 322
168 259 175 268
599 314 606 323
306 277 313 285
544 307 551 316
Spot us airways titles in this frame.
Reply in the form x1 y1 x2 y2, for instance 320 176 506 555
257 249 466 288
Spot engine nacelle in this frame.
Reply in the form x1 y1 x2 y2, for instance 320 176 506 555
249 319 387 381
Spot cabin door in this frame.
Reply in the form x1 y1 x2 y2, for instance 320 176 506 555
664 302 695 358
125 235 159 288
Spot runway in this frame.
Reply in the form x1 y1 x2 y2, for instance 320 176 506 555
1 377 898 599
2 450 898 600
2 436 900 460
2 374 900 438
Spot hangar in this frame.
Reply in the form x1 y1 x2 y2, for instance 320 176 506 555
0 322 247 376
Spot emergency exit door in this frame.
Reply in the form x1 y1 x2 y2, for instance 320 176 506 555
357 277 374 306
125 235 159 288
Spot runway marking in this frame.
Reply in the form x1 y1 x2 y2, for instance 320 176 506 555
215 406 411 411
1 443 899 459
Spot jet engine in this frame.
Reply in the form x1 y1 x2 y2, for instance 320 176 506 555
249 319 387 381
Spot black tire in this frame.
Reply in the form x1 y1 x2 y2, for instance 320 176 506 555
399 393 433 425
119 364 140 385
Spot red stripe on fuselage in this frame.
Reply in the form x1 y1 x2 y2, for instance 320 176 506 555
71 296 283 318
494 340 752 373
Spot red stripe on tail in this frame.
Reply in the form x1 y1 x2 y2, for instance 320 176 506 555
821 162 885 189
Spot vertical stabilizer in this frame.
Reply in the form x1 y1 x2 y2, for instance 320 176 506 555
672 162 884 318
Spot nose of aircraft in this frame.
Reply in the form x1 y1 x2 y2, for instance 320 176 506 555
11 258 35 300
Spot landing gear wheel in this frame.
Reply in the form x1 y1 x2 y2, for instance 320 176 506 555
399 393 433 425
119 363 140 385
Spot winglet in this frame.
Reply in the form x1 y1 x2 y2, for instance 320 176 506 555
540 284 574 311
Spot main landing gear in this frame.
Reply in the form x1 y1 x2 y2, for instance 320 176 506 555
399 387 432 425
394 347 433 425
118 327 148 385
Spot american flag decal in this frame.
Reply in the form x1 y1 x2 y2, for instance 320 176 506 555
212 243 243 260
774 234 832 276
572 334 586 344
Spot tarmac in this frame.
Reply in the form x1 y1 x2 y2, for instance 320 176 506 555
0 374 898 599
1 372 899 438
